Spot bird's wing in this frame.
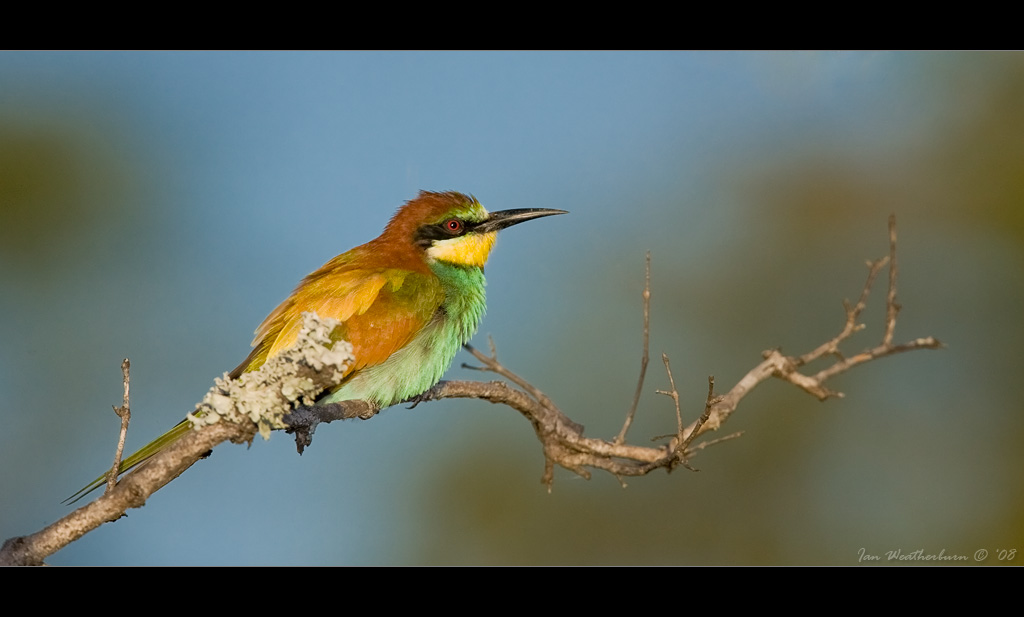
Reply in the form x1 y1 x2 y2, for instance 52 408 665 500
235 266 442 377
72 267 442 504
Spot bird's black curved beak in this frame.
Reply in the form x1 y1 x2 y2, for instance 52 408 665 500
476 208 568 233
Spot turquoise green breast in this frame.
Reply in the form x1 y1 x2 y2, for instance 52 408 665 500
320 262 486 408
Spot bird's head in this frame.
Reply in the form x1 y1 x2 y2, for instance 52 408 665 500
385 191 566 269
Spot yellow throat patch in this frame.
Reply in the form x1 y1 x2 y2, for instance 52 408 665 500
427 231 497 268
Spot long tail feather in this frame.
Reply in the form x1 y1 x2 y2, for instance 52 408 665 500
63 419 194 505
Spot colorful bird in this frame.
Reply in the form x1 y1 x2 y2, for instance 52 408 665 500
68 191 565 502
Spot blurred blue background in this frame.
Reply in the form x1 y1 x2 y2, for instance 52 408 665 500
1 51 1020 565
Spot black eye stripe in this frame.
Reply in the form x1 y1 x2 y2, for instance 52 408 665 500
414 218 480 247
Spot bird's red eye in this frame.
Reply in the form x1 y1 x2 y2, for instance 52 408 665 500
444 219 463 234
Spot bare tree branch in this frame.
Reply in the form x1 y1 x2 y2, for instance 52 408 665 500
0 216 941 565
411 215 942 485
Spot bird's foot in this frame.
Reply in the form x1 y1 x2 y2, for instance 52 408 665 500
405 382 448 409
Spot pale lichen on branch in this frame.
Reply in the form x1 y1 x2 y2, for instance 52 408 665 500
190 313 354 439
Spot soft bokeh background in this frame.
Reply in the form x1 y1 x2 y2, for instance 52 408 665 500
1 51 1020 565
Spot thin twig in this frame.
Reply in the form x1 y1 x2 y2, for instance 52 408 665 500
105 359 131 494
796 257 888 367
616 251 651 444
462 338 559 412
884 214 899 346
686 431 744 452
679 376 716 454
654 353 682 437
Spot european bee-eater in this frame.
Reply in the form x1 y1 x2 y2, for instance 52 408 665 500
69 191 565 502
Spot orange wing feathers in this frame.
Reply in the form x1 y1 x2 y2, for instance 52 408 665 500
232 241 443 382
